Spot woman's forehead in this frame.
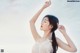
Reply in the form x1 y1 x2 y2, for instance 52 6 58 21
43 17 49 21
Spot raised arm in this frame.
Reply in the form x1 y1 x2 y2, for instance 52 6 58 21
56 25 77 52
29 0 51 41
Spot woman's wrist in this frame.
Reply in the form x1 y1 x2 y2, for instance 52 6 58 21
42 5 47 10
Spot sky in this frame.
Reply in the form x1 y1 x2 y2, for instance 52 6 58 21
0 0 80 53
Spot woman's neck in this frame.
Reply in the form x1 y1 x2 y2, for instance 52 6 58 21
43 30 51 39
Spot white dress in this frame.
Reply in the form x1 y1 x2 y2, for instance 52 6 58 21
32 34 53 53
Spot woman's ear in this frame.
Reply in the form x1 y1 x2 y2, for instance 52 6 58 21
50 25 53 29
49 24 53 30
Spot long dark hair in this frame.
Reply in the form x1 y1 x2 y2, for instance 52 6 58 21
44 15 59 53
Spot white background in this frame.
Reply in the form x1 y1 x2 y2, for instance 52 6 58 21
0 0 80 53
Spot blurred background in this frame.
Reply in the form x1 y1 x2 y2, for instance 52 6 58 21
0 0 80 53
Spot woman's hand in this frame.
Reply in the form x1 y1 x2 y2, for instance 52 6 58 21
58 25 66 34
43 0 51 9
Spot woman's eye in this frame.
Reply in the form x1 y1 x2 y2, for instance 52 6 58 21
44 21 46 23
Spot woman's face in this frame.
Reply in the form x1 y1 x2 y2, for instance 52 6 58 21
40 17 53 31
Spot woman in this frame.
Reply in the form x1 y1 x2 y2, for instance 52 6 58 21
29 0 77 53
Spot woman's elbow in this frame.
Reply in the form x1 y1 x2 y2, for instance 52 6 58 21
70 48 77 52
73 48 77 52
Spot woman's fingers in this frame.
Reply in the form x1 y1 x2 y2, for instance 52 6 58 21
45 0 51 5
43 0 51 8
58 25 65 31
58 25 66 33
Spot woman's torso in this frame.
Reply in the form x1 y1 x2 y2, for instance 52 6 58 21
32 36 53 53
